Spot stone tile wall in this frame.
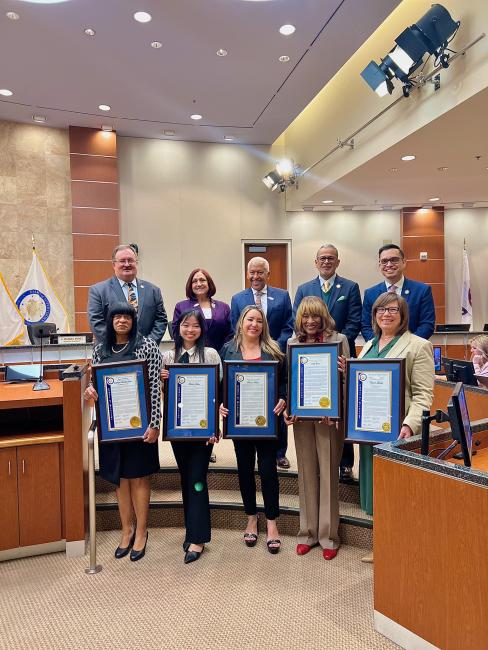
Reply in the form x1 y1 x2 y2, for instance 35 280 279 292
0 121 74 329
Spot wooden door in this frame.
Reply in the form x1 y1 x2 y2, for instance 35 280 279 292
17 443 62 547
0 447 19 551
244 244 288 290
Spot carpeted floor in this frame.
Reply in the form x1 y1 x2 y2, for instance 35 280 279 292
0 529 396 650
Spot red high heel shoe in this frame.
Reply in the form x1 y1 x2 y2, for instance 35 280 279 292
296 544 312 556
322 548 338 561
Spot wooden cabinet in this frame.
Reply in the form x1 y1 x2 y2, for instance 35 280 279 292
0 442 62 552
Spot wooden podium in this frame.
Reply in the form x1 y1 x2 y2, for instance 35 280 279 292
0 365 92 560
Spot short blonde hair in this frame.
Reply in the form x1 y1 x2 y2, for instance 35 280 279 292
469 334 488 361
294 296 336 342
233 305 283 360
371 293 409 337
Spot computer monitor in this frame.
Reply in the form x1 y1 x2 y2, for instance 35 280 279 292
436 324 471 333
452 360 477 386
447 382 473 467
5 364 43 382
442 357 455 381
433 345 442 372
483 323 488 332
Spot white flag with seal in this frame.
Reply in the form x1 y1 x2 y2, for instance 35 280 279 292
0 272 28 345
15 250 70 333
461 246 473 329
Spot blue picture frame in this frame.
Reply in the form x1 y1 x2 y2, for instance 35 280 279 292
223 360 278 439
162 364 219 441
345 359 405 443
92 360 151 443
287 342 342 419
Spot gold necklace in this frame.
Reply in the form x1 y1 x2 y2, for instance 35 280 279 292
112 342 129 354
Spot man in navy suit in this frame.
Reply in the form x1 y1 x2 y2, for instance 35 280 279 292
231 257 294 468
361 244 435 342
88 244 167 344
293 244 362 479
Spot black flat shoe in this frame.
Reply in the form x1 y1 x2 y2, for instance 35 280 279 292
184 545 204 564
114 530 136 559
130 532 148 562
183 541 190 552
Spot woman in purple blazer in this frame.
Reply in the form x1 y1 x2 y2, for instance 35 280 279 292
172 268 232 353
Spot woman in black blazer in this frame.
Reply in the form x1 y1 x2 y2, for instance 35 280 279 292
219 305 286 553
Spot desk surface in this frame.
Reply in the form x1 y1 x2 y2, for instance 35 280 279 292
448 445 488 472
0 379 63 409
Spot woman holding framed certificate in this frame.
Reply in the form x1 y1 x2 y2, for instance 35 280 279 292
356 292 434 561
219 305 286 554
161 309 221 564
284 297 349 561
84 302 162 562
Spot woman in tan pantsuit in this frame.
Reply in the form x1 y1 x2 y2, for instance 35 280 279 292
284 297 349 561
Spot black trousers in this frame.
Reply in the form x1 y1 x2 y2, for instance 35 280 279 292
171 441 213 544
233 439 280 520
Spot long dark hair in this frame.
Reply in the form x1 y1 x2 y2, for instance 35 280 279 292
101 302 141 360
173 309 207 362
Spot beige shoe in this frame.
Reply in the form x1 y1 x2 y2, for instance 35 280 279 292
361 551 374 563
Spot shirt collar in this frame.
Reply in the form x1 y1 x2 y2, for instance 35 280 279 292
385 276 404 290
252 285 267 296
319 274 336 288
118 277 136 288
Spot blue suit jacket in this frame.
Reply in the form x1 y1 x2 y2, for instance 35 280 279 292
293 275 362 356
230 286 293 352
361 277 435 342
88 276 167 344
172 298 232 352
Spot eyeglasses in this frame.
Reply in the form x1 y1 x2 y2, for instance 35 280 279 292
379 256 402 267
114 258 137 265
249 270 266 277
316 256 337 263
376 307 400 314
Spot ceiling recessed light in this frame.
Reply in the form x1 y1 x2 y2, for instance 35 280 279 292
0 89 13 97
190 114 202 120
151 41 162 48
429 197 440 202
32 115 47 123
279 24 296 35
163 129 175 136
98 104 111 111
216 48 228 57
134 11 152 23
389 167 399 172
321 200 334 204
101 125 113 132
278 55 290 63
437 166 448 171
6 11 20 20
84 27 96 36
224 135 235 141
401 154 416 161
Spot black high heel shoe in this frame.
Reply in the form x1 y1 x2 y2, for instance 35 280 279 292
130 532 148 562
114 530 136 559
184 544 204 564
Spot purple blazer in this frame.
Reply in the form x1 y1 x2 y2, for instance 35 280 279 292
172 298 232 352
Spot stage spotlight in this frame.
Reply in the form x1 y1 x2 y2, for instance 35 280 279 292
262 159 298 192
360 61 395 97
262 170 284 192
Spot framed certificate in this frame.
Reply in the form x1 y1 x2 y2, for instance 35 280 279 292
345 359 405 443
162 364 219 441
287 342 342 419
223 360 278 439
91 360 151 443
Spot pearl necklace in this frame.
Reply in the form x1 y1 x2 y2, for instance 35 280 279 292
112 342 129 354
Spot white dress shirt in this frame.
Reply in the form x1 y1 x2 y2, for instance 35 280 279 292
252 285 268 315
384 276 404 295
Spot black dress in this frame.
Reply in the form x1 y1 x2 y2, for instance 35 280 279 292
92 337 162 486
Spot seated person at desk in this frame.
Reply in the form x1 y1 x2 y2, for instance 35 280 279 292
84 302 162 562
470 335 488 385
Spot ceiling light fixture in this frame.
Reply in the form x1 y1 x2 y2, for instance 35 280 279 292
360 4 459 97
279 24 296 36
401 154 416 161
224 136 235 141
190 114 202 120
278 55 290 62
134 11 152 23
0 89 13 97
84 27 96 36
98 104 111 111
216 48 228 57
429 197 440 202
321 200 334 204
437 166 449 171
389 167 399 172
151 41 162 48
32 115 47 123
101 125 113 132
163 130 175 136
263 159 298 193
6 11 20 20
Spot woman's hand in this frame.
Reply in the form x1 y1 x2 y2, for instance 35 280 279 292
398 424 413 440
143 427 160 443
283 410 297 426
160 368 169 381
319 416 333 426
338 355 347 374
207 432 220 445
84 384 98 402
219 404 229 418
273 398 286 416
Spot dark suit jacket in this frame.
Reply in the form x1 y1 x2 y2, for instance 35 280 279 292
88 276 167 344
361 278 435 342
230 286 293 353
293 275 362 357
172 298 232 352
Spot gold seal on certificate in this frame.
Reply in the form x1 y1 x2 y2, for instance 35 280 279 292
130 416 142 428
382 422 391 432
319 396 330 408
255 415 266 426
199 419 207 428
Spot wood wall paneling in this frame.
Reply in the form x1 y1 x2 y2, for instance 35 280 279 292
75 313 90 332
74 286 90 313
72 208 119 235
73 260 114 286
406 259 445 284
70 154 118 183
435 306 446 325
402 235 445 260
401 207 444 237
69 126 117 157
73 234 119 261
71 181 119 210
428 284 445 305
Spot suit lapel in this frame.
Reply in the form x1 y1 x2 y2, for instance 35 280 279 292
312 277 322 299
327 275 342 312
401 278 411 301
387 331 412 357
136 279 145 314
111 276 126 302
266 286 276 315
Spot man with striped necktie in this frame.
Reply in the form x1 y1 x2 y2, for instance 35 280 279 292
88 244 167 344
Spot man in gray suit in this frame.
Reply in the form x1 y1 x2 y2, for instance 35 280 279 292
88 244 167 343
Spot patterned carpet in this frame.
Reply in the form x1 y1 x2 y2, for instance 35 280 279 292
0 529 396 650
